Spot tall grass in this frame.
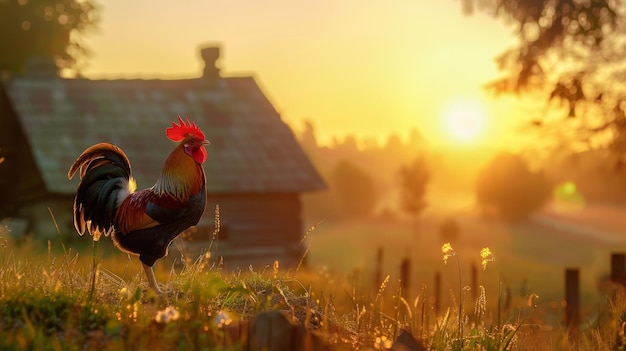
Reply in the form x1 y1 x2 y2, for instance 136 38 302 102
1 222 626 350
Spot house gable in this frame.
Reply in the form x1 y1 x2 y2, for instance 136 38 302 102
3 48 326 196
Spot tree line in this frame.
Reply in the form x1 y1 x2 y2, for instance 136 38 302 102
297 121 553 223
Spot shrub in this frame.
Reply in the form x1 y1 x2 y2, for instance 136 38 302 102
329 159 376 217
475 152 552 220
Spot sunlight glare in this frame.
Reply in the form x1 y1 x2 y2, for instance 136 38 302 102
441 99 487 143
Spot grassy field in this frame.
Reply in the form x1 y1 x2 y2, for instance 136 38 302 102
1 212 626 350
305 211 626 348
307 212 620 303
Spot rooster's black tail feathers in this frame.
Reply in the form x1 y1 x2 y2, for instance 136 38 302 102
68 143 132 239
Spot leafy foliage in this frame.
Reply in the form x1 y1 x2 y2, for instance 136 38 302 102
475 152 552 220
398 156 430 219
464 0 626 154
297 121 428 220
0 0 99 75
329 159 377 217
0 292 108 335
465 0 618 94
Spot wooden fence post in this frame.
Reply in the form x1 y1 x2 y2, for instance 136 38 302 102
434 271 441 315
471 262 478 301
609 253 626 349
374 247 383 291
352 268 361 297
400 257 410 299
611 253 626 287
504 285 512 312
565 268 580 336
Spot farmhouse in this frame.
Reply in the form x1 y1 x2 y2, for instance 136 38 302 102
0 45 326 269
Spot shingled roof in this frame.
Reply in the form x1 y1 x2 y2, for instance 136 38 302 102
4 48 326 195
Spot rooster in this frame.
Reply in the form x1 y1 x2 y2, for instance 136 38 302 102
68 117 209 294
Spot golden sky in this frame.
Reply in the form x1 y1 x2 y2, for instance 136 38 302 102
82 0 525 147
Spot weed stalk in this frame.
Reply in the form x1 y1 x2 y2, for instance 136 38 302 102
47 207 66 255
88 239 100 305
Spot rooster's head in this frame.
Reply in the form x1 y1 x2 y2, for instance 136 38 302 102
166 117 210 164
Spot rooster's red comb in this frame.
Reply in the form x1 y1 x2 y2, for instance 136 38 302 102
166 117 206 142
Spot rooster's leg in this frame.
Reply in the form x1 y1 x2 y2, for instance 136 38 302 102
142 263 162 294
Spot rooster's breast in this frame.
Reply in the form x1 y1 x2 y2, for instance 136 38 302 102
112 187 206 266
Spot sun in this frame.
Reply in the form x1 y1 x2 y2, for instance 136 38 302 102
441 99 487 143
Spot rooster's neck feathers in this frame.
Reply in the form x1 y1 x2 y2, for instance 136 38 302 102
153 144 205 200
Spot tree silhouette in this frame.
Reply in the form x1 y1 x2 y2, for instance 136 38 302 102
398 156 430 222
0 0 98 75
299 120 318 150
330 159 376 218
476 152 551 221
464 0 626 154
464 0 617 95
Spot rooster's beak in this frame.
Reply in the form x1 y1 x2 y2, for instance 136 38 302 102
202 140 210 146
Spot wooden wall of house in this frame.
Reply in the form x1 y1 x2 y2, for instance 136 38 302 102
0 87 48 217
6 195 75 240
181 193 306 270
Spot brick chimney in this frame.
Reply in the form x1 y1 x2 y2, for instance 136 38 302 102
201 45 221 80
